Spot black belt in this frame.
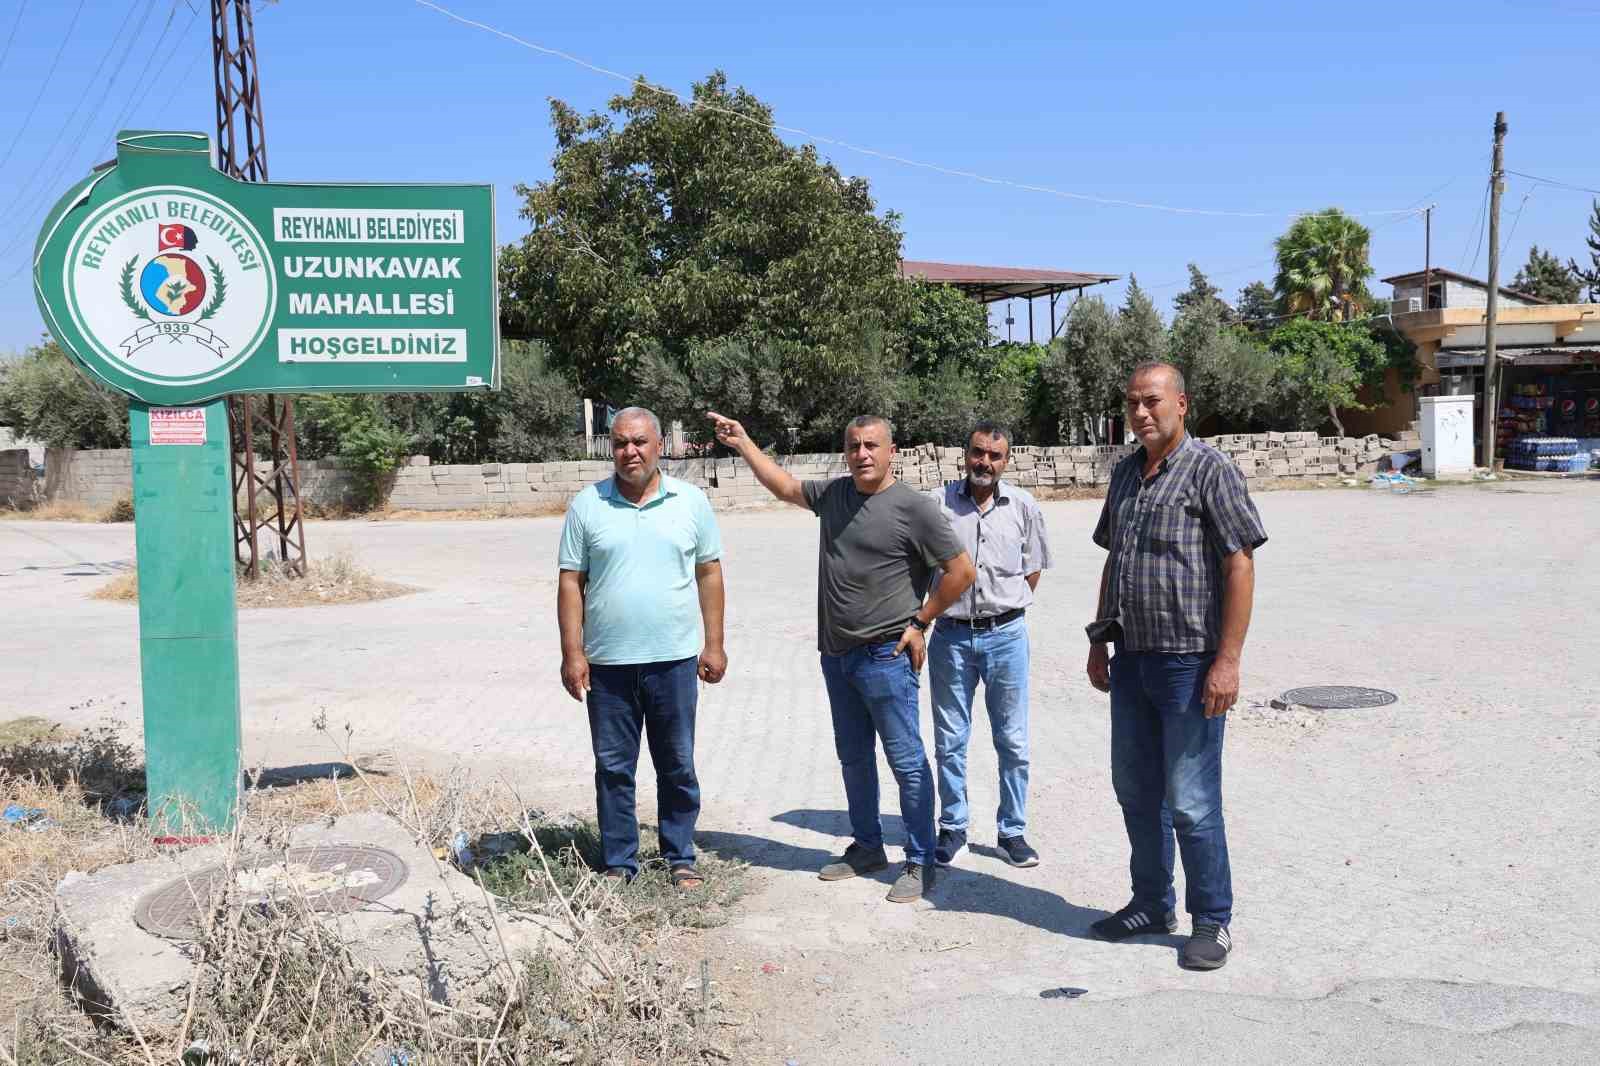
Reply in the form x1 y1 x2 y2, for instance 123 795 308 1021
944 608 1025 631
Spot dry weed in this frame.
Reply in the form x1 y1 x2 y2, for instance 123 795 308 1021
1 718 750 1065
90 550 417 609
0 499 120 522
371 502 569 522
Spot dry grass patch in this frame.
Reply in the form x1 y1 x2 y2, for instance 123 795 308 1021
91 550 416 608
372 501 569 521
0 717 61 747
1 720 751 1065
0 498 133 523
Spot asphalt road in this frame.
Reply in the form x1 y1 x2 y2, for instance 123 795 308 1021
4 477 1598 1064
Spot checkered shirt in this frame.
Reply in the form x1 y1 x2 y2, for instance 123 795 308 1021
1090 435 1267 653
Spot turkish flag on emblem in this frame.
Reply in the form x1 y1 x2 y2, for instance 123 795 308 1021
157 224 197 251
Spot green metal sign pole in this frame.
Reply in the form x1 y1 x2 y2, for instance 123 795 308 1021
130 400 241 836
32 130 499 835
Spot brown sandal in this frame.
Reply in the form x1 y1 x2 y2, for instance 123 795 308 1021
670 865 705 890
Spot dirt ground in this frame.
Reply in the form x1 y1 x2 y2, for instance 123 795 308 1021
4 477 1599 1064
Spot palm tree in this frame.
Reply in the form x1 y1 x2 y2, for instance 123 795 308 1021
1273 209 1375 321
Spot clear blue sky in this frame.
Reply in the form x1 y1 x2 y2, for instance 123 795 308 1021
2 0 1596 353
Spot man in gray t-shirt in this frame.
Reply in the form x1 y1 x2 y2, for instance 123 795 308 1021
708 411 975 904
802 475 963 655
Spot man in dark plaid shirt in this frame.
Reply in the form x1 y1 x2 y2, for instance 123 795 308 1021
1084 361 1267 971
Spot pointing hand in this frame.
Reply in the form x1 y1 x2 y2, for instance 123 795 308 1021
706 411 748 449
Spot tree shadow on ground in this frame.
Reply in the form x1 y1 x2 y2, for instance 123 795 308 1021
698 808 1122 943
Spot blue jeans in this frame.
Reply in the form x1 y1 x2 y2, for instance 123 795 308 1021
819 641 936 866
1109 648 1232 925
586 656 700 876
929 619 1030 838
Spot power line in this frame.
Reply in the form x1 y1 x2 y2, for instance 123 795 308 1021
106 2 197 139
1467 186 1492 278
0 0 89 180
1459 178 1489 274
3 0 153 219
410 0 1424 222
1499 179 1538 262
1144 205 1426 294
0 2 210 278
0 0 29 83
1503 168 1600 197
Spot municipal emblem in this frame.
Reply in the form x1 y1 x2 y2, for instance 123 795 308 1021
62 186 275 387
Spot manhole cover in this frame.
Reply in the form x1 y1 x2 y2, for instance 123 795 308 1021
1281 685 1398 710
134 844 408 939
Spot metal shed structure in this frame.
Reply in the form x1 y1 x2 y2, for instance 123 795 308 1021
899 259 1119 342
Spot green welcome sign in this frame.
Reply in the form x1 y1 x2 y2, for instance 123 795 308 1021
34 130 498 406
32 131 500 836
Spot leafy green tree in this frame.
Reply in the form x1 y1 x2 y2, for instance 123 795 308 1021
499 71 905 403
632 328 903 452
1172 264 1230 320
1266 318 1390 435
1235 281 1276 328
984 343 1050 444
1272 209 1375 320
898 279 991 376
483 340 584 460
1169 304 1274 430
1569 199 1600 301
1114 277 1168 379
1512 245 1580 303
297 395 413 508
301 343 580 467
899 361 983 447
1043 297 1118 443
0 340 128 448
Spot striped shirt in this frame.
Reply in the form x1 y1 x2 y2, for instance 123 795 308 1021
1089 435 1267 653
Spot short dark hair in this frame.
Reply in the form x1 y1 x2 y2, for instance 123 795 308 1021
968 421 1012 451
1129 361 1187 395
844 414 895 443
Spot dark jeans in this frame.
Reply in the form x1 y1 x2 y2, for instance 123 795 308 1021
1109 648 1232 925
586 656 700 876
820 640 936 866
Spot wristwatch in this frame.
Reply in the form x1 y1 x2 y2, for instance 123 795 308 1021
908 616 931 633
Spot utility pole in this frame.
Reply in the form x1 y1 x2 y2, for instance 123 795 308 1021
212 0 307 577
1482 111 1507 469
1422 205 1432 309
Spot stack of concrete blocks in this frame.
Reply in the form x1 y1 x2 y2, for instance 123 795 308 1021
1027 444 1139 489
1388 421 1424 469
1207 432 1389 482
0 448 34 505
43 447 131 508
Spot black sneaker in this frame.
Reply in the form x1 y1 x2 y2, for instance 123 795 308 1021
997 834 1039 868
1180 921 1232 970
817 842 890 882
1090 903 1179 941
886 861 932 903
934 828 966 866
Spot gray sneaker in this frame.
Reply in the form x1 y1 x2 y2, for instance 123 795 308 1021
886 862 932 903
818 842 889 881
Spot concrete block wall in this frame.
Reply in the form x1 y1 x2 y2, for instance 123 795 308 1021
37 431 1390 515
43 448 132 507
0 449 35 505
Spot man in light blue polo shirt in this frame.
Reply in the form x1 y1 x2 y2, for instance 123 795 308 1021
557 406 725 888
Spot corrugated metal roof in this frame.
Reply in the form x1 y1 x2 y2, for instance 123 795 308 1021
899 259 1118 286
